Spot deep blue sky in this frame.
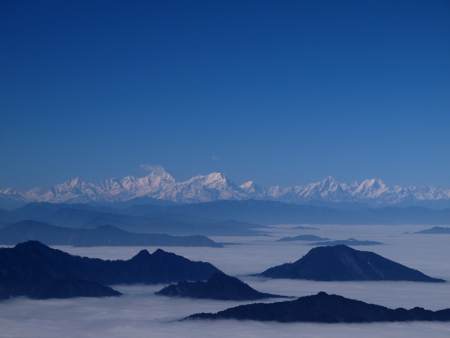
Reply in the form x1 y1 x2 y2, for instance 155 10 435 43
1 0 450 189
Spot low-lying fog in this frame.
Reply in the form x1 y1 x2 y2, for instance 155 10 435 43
1 224 450 338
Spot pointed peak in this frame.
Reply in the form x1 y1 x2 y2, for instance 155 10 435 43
65 177 84 187
132 249 152 260
354 178 388 197
309 244 355 253
360 177 386 186
240 180 263 194
206 172 227 181
321 176 339 184
189 172 232 187
120 175 137 182
152 248 171 256
240 180 254 187
140 165 172 176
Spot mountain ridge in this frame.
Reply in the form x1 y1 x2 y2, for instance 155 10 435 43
2 167 450 207
0 220 222 247
259 245 444 282
186 292 450 323
156 272 283 300
0 241 222 299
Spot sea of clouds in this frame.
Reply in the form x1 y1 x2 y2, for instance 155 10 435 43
1 224 450 338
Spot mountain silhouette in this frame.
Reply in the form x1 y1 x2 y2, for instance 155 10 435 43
0 241 221 299
187 292 450 323
156 272 284 300
259 245 444 282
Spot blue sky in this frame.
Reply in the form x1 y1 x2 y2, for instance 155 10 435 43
1 0 450 189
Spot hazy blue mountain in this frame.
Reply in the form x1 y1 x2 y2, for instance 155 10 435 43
156 272 283 301
0 196 26 210
186 292 450 323
3 203 146 228
259 245 444 282
167 200 341 225
0 203 260 235
165 200 450 226
278 235 329 242
415 226 450 234
0 208 14 225
310 238 383 246
106 196 178 208
0 241 222 300
0 221 222 247
5 201 450 238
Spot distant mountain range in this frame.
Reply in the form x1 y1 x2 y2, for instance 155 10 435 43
3 200 450 235
0 202 261 235
2 166 450 207
0 220 222 247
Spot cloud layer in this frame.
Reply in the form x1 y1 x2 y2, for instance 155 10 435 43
1 224 450 338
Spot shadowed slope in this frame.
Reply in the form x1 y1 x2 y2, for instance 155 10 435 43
187 292 450 323
156 272 284 300
259 245 444 282
0 241 222 299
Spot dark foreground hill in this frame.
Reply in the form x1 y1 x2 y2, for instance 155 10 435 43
259 245 444 282
0 220 222 247
186 292 450 323
0 241 221 300
156 272 283 301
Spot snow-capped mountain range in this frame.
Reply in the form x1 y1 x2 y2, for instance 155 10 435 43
1 166 450 206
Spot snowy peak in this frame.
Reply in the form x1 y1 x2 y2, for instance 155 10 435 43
240 180 265 197
240 180 257 192
0 188 26 202
291 176 349 201
204 172 229 186
2 167 450 206
320 176 340 187
265 177 450 205
140 165 175 184
167 171 244 203
354 178 388 198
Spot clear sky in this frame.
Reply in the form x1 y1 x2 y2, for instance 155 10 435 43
1 0 450 189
